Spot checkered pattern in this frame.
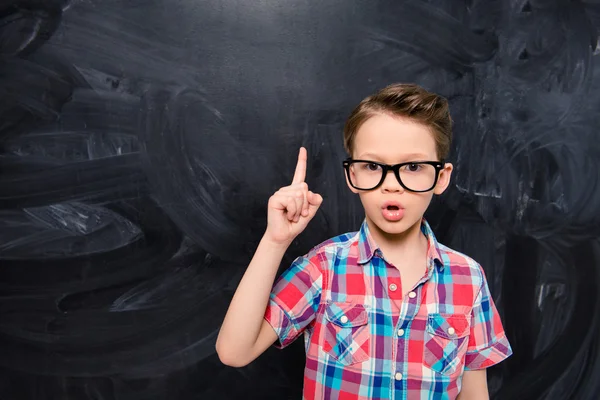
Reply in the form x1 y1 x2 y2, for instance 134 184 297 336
264 218 512 400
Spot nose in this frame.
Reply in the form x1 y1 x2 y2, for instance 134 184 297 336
381 170 404 193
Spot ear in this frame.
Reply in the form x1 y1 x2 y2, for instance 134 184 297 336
433 162 453 195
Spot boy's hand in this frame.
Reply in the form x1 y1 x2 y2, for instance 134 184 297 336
264 147 323 245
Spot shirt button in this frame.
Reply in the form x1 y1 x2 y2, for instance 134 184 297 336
447 327 455 335
397 329 405 337
389 283 397 292
340 315 348 324
395 372 403 380
408 291 416 299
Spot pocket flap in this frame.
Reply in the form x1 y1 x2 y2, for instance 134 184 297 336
427 313 470 339
325 302 368 327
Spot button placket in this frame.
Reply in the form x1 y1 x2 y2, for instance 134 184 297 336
396 286 422 337
392 286 422 393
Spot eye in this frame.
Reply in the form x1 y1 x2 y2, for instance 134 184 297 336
366 163 380 171
405 163 421 172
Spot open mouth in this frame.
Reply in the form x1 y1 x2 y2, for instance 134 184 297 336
382 202 403 210
381 203 404 221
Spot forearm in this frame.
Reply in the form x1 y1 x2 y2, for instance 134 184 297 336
216 235 289 361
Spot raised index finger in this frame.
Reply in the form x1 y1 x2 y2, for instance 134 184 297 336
292 147 307 184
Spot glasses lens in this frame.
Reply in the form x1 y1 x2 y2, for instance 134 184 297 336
349 162 438 191
398 163 438 191
349 162 383 190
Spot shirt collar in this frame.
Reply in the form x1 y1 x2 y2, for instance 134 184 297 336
357 220 379 264
356 218 445 270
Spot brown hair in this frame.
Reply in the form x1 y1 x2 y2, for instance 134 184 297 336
343 83 453 160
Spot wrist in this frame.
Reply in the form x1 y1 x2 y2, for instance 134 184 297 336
260 234 293 252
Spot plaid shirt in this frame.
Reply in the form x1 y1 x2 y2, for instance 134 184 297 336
264 218 512 400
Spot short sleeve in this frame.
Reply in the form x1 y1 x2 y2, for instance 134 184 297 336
264 254 323 349
465 266 513 370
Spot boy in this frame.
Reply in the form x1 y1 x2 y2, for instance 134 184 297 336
216 83 512 399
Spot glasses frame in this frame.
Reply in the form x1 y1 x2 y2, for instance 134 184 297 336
343 158 446 192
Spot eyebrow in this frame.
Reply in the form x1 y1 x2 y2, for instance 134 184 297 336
356 152 431 161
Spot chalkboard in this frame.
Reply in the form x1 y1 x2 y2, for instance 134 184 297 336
1 1 599 399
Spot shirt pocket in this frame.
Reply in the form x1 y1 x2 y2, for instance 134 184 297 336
322 301 370 366
424 313 471 375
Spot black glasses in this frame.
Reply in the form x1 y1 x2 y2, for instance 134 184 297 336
343 159 445 192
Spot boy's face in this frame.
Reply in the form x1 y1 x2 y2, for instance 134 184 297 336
345 113 453 238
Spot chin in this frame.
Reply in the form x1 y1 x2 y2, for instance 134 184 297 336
368 214 420 236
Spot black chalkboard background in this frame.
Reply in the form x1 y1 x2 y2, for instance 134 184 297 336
2 1 600 399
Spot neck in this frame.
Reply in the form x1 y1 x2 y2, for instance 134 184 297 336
366 218 427 261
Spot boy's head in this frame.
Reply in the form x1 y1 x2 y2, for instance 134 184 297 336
342 83 454 240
